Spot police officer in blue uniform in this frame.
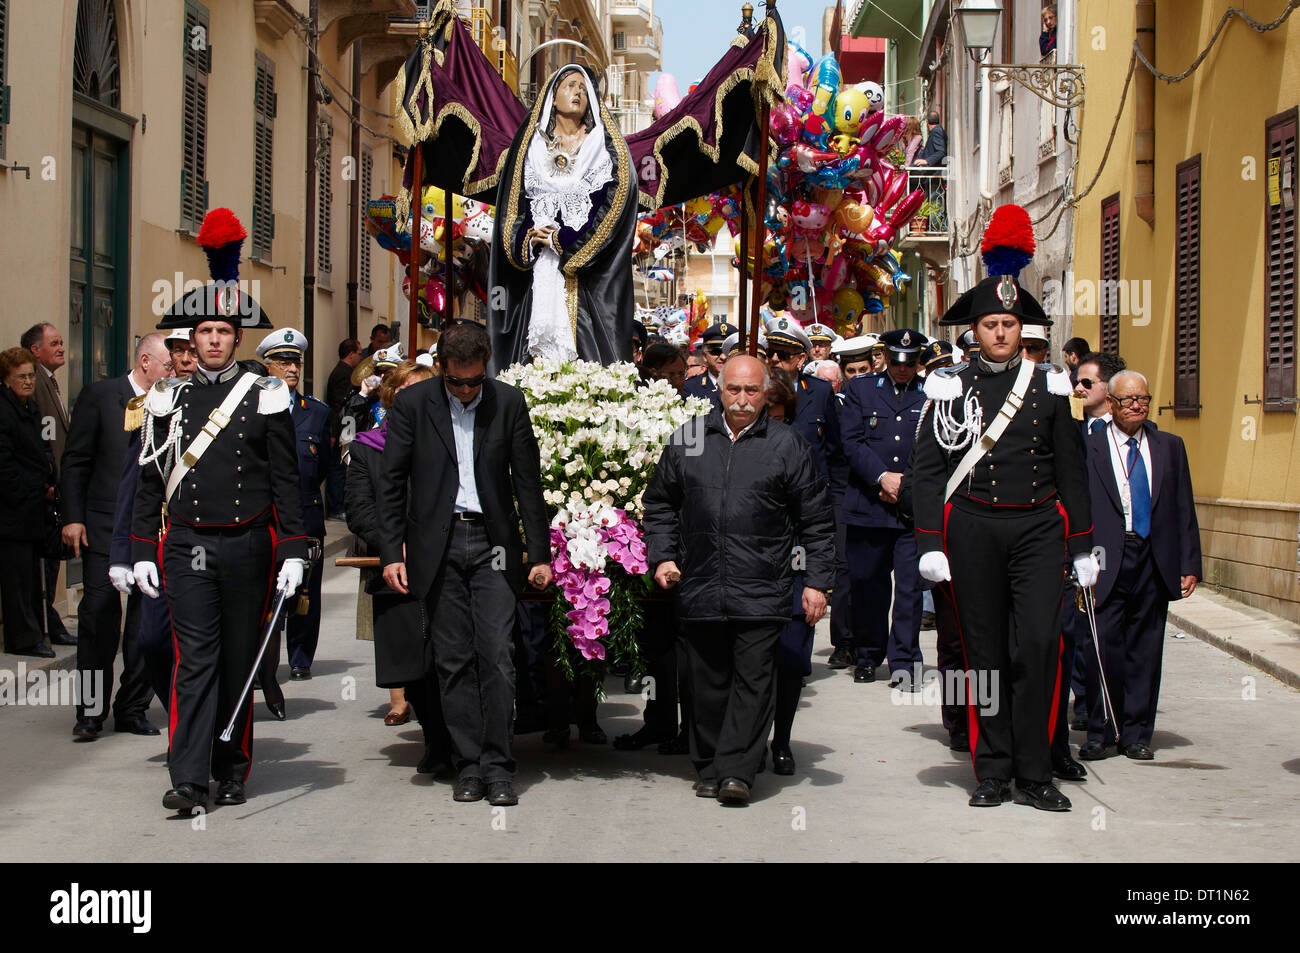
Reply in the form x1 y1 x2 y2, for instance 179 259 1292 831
683 321 735 411
255 330 330 693
840 328 927 685
765 315 842 485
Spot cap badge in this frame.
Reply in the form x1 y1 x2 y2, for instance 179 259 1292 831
283 331 293 342
996 276 1019 309
217 285 239 317
901 331 912 347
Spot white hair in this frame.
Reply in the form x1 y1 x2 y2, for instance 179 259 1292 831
1109 369 1148 393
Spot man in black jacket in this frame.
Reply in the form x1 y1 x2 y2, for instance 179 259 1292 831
913 111 947 167
379 322 551 808
643 355 835 806
60 333 171 741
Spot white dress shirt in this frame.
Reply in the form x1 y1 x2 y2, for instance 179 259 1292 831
448 385 483 514
1105 422 1152 532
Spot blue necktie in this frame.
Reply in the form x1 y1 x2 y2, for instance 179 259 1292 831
1090 418 1106 435
1126 437 1151 538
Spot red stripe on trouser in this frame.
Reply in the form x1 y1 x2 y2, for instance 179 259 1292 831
240 524 278 782
157 523 182 748
1049 501 1070 745
940 501 981 777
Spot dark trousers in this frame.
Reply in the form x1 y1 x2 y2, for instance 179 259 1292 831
829 512 853 648
0 539 45 652
43 556 69 636
163 523 274 789
1054 591 1089 756
847 525 923 673
1086 535 1169 748
136 592 175 714
74 548 151 723
424 520 518 783
683 620 781 786
932 582 965 737
324 443 346 516
641 598 687 738
945 504 1066 785
285 551 323 670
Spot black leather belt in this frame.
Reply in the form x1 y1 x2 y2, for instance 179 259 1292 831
454 512 484 522
1124 531 1145 542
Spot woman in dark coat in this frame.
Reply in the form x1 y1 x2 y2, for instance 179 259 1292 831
346 360 451 774
0 347 58 656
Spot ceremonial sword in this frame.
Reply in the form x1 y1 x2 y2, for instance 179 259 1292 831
1072 569 1121 746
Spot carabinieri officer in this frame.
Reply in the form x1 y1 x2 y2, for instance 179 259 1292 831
910 204 1097 813
131 208 308 815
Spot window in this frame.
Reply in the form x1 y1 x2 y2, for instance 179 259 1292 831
180 0 210 233
1100 193 1120 354
1174 157 1201 416
317 118 332 283
251 52 276 262
1 0 10 160
1001 0 1015 64
1265 107 1297 412
359 147 373 301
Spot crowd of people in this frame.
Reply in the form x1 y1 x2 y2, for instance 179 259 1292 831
3 199 1202 818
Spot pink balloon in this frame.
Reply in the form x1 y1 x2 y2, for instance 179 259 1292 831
822 255 849 291
770 103 802 145
786 86 814 112
791 200 831 232
425 276 447 313
889 189 925 225
653 73 682 120
786 44 812 87
857 110 884 144
871 115 908 154
878 170 907 213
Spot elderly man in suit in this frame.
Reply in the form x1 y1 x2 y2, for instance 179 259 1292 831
22 322 76 646
379 322 551 808
60 333 171 740
1079 370 1201 762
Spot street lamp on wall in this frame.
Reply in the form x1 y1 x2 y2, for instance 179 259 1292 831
956 0 1001 91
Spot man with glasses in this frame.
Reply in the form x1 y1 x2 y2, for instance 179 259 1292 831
1079 371 1200 763
840 328 927 687
1020 324 1050 364
60 334 172 741
255 330 330 688
1073 352 1127 439
684 321 735 411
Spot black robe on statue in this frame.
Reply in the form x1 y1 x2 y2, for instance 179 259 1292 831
487 67 638 375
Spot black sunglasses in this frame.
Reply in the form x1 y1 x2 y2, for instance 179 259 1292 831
444 373 486 388
1077 377 1098 389
888 357 919 367
705 345 725 355
771 349 800 362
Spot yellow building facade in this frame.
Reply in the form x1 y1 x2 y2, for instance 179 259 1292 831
1070 0 1299 621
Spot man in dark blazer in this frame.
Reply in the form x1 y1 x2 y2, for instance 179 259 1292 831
1079 370 1201 762
22 322 76 645
840 328 928 685
379 322 551 808
60 333 171 740
913 111 947 167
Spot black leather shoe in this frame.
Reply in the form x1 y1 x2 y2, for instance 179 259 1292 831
1014 780 1072 811
613 727 672 751
1077 741 1112 761
289 667 311 680
623 672 643 694
114 717 161 736
578 723 607 745
417 745 452 776
1070 717 1089 732
968 778 1011 807
49 630 77 646
889 670 922 692
1052 754 1088 781
853 663 876 683
920 611 936 631
949 733 970 752
19 643 56 659
826 646 854 669
214 780 246 805
657 732 689 755
453 777 485 802
486 781 518 806
266 701 286 721
1123 743 1154 761
771 745 796 776
72 718 100 741
694 780 719 798
163 783 208 815
717 777 751 805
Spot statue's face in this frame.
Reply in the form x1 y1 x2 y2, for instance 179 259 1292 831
554 72 588 122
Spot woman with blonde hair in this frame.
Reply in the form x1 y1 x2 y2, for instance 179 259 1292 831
902 116 925 167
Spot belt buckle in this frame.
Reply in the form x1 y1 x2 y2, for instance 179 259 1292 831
208 407 231 429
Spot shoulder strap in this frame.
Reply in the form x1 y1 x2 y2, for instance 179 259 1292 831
164 372 262 505
943 358 1035 501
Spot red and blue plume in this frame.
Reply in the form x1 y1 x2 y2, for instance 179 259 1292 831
196 208 247 283
980 204 1035 278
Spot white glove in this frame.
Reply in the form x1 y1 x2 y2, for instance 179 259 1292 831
277 558 306 593
359 375 382 397
1073 552 1101 588
918 551 951 583
133 561 160 599
108 564 136 595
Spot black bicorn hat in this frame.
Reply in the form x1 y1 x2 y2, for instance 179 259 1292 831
939 204 1050 327
157 208 272 330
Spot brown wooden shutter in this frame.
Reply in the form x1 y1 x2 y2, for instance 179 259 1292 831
180 1 210 233
0 0 9 160
1100 193 1121 354
251 52 275 261
1265 107 1297 412
1174 156 1201 416
360 148 373 296
317 120 332 278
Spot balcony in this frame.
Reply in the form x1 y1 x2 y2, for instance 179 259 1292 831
611 1 654 29
613 17 661 67
899 165 950 265
458 7 519 93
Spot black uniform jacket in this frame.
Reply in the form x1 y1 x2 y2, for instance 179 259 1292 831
911 357 1092 557
130 364 308 563
60 374 139 554
642 407 836 624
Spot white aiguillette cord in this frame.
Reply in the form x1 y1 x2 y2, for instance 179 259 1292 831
944 357 1035 501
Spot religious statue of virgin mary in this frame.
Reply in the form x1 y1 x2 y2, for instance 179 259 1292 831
487 65 638 372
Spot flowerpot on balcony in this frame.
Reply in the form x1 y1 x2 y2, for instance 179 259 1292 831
911 216 928 233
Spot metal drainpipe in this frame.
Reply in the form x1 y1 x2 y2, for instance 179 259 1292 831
1134 0 1155 227
347 39 362 342
303 0 319 392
